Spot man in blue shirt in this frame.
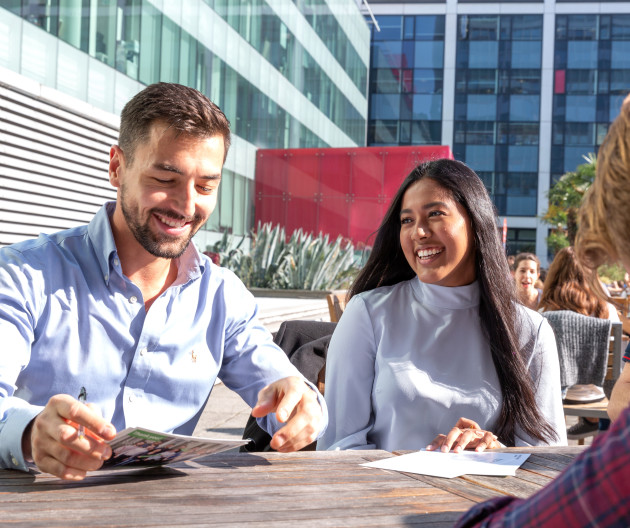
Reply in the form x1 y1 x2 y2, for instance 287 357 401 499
0 82 326 480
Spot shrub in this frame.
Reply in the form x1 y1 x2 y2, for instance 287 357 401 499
207 223 359 290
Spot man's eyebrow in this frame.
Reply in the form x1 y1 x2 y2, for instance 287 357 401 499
154 162 183 174
153 163 221 180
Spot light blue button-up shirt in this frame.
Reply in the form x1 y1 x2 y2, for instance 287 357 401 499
0 202 326 471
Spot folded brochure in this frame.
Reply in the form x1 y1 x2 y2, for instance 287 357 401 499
103 427 250 467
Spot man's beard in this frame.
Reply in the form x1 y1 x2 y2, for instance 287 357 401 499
120 187 204 259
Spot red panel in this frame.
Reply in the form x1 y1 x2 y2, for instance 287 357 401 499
255 195 286 228
318 195 350 240
349 198 385 247
319 149 352 196
255 145 454 247
555 70 566 94
255 150 287 197
351 149 384 198
286 195 319 235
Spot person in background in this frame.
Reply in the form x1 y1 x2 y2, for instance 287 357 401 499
0 83 326 481
318 159 566 454
454 92 630 528
513 253 542 310
539 246 620 439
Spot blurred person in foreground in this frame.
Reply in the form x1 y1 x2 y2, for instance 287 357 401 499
455 94 630 528
0 83 326 481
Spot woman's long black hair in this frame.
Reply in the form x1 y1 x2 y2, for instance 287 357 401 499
349 159 557 446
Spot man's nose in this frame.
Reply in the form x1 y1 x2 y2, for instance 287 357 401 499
173 181 196 218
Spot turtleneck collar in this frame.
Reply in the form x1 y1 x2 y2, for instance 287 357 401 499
410 276 480 309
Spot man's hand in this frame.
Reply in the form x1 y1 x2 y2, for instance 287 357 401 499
426 417 500 453
23 394 116 480
251 376 323 452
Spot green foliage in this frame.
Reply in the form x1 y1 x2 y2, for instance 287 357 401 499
542 153 596 253
546 230 571 256
207 223 359 290
598 262 626 284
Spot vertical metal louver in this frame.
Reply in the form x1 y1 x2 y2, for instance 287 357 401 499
0 83 118 247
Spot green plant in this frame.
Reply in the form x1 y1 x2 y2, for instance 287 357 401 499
207 223 359 290
542 154 596 254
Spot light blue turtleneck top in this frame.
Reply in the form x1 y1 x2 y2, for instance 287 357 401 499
318 277 567 451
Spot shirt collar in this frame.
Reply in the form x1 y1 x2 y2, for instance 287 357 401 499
87 202 118 285
86 202 205 286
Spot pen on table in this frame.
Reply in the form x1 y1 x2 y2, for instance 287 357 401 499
77 386 87 438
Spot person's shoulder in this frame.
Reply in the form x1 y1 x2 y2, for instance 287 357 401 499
516 302 548 334
1 226 89 264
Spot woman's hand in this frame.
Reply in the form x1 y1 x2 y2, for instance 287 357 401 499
426 417 500 453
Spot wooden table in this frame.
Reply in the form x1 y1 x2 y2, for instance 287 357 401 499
563 398 610 419
0 447 584 527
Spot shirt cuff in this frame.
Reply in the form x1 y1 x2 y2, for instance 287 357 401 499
0 405 43 472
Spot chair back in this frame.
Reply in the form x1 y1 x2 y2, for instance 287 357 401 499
542 310 612 389
604 321 624 399
326 290 348 323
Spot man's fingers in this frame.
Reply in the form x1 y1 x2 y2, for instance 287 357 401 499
270 399 321 452
55 395 116 440
28 394 115 480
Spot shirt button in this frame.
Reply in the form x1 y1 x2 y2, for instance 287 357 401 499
11 456 19 466
104 274 109 281
114 258 120 267
140 347 147 356
129 295 138 304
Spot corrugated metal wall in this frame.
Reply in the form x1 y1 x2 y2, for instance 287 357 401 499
0 83 118 247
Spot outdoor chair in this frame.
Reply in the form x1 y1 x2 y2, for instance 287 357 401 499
326 290 348 323
543 311 623 444
543 311 612 399
240 319 336 452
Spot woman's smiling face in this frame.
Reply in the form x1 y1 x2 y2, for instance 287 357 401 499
399 178 476 287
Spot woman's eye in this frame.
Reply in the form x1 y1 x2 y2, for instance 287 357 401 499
428 210 444 217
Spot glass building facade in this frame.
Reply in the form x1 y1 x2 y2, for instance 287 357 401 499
364 3 630 263
552 14 630 180
0 0 369 245
368 14 445 146
454 14 542 219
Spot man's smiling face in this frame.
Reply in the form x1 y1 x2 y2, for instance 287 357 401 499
110 122 224 259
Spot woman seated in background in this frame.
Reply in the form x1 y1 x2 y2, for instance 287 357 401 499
538 245 620 439
318 159 566 453
513 253 542 310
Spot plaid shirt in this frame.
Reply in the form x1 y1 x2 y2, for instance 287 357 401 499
455 405 630 528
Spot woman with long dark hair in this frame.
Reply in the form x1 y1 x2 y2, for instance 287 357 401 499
318 159 565 451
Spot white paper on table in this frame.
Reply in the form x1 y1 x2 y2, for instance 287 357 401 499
361 450 530 478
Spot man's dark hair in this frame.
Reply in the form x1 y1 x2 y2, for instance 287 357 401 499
118 82 231 164
350 158 557 447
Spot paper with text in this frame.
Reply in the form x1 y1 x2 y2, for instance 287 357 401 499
362 450 530 478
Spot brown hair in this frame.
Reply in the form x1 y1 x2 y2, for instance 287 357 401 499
539 246 609 318
576 94 630 268
118 82 231 165
513 252 540 274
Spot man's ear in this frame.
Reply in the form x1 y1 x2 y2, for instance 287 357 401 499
109 145 125 188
